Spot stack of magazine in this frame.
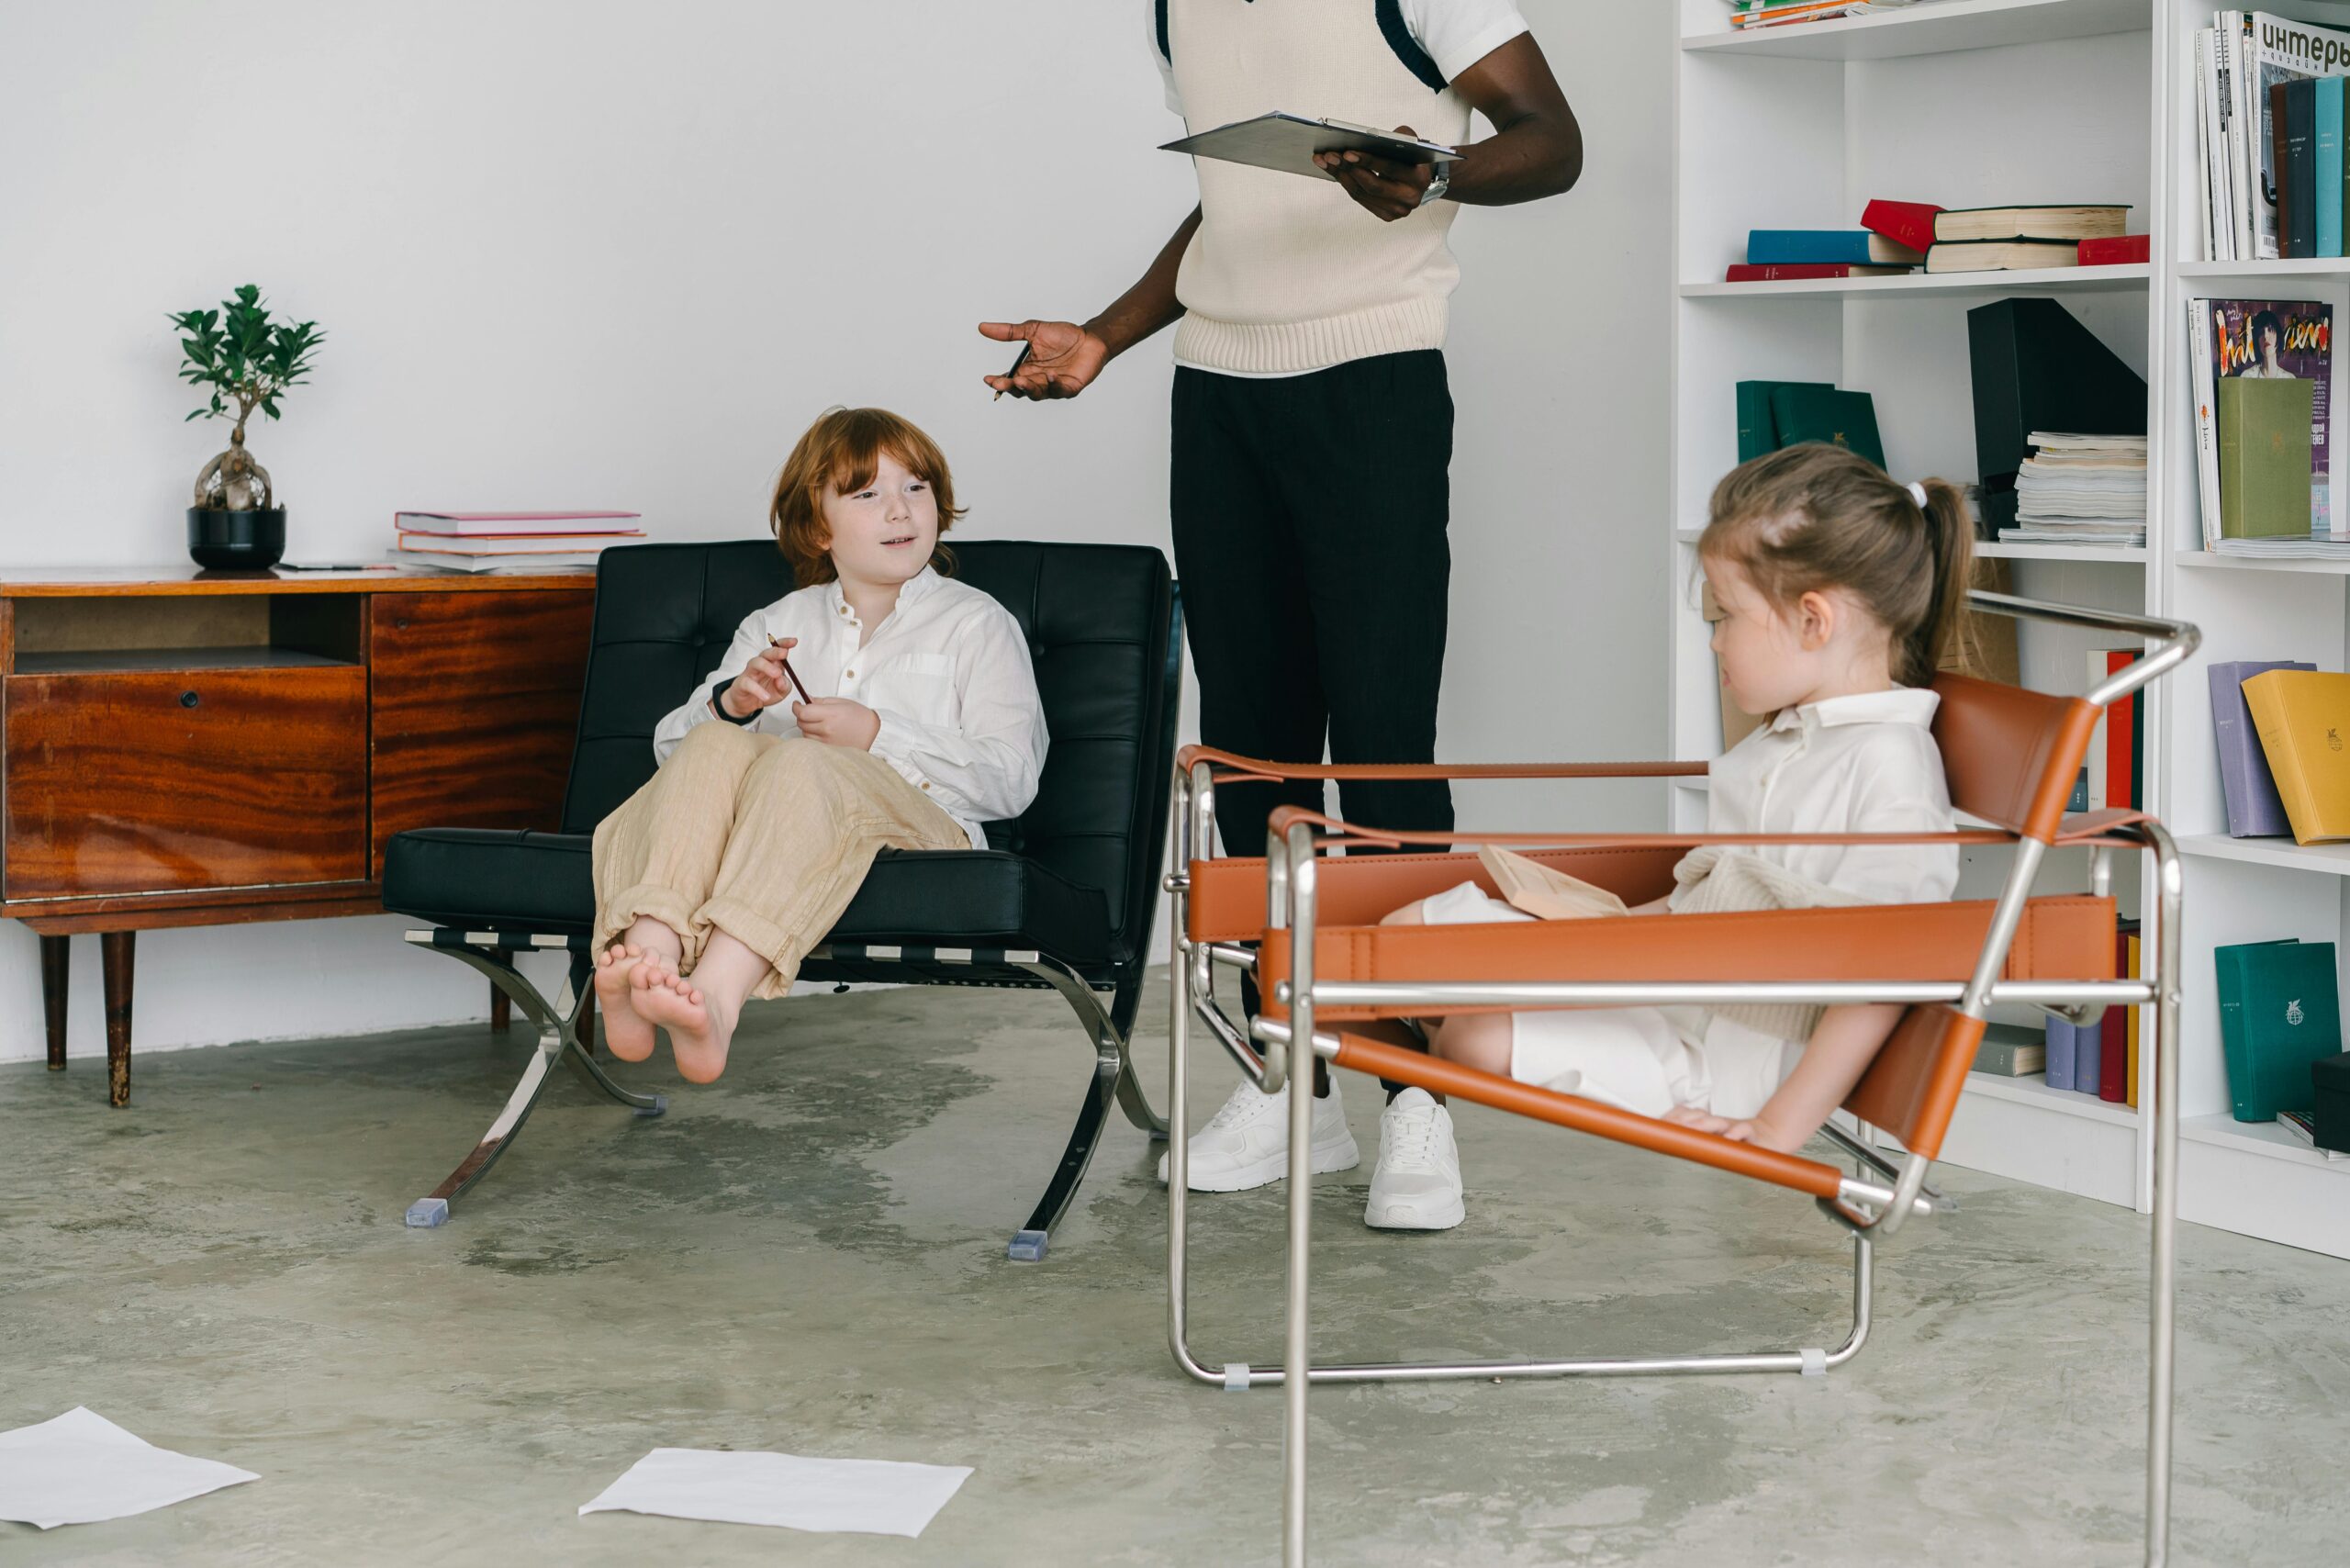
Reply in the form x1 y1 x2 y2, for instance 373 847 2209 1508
1720 0 1944 29
2187 297 2343 555
2002 432 2146 547
2194 11 2350 262
392 511 645 572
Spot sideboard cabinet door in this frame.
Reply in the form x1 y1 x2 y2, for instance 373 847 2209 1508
368 591 594 876
4 666 368 899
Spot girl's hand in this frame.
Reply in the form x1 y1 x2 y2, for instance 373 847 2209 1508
1662 1104 1759 1143
793 698 880 750
718 639 798 719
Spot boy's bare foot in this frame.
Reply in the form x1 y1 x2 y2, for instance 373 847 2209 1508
634 958 739 1084
593 944 658 1062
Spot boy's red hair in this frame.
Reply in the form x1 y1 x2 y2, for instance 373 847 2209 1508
768 407 964 585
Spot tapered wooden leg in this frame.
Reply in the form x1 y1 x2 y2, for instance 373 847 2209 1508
490 947 512 1031
40 935 68 1070
101 932 135 1106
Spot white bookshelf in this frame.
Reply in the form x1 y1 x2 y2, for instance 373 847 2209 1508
1673 0 2350 1259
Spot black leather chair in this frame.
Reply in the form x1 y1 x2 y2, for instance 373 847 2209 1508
382 539 1181 1260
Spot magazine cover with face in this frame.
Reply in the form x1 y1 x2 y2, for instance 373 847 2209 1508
2205 297 2335 538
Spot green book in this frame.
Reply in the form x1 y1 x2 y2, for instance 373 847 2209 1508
2217 375 2315 540
2214 937 2341 1122
1735 380 1833 462
1972 1023 2046 1078
1766 384 1885 470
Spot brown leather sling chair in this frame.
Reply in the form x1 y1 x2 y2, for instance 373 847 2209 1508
1161 591 2198 1568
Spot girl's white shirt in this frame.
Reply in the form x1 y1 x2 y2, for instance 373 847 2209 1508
652 566 1047 849
1686 685 1958 910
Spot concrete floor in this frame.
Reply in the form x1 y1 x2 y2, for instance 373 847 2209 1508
3 977 2345 1567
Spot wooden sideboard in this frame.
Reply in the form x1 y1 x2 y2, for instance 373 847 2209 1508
0 566 596 1103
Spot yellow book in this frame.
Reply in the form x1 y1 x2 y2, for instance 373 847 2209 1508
2241 669 2350 845
2125 933 2142 1110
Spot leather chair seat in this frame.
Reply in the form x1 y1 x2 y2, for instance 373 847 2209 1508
382 827 1111 965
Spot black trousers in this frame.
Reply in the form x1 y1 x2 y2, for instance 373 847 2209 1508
1169 349 1456 858
1171 351 1454 1098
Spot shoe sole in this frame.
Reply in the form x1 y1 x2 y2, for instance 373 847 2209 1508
1362 1193 1466 1231
1161 1132 1361 1193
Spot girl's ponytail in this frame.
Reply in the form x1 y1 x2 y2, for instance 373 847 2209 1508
1905 476 1976 689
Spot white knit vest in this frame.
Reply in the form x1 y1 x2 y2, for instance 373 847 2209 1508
1167 0 1472 374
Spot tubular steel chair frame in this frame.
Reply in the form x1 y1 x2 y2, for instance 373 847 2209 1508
1162 590 2197 1568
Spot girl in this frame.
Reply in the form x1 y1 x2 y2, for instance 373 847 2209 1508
1377 443 1974 1228
590 408 1047 1083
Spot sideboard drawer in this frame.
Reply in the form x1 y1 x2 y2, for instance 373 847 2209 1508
4 665 368 899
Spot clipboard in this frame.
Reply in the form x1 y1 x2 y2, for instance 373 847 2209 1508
1160 113 1461 183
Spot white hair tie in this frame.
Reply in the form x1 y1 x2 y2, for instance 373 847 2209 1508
1906 481 1930 508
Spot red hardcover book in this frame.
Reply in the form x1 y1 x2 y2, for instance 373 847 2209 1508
1861 199 1943 255
1722 263 1909 282
2105 649 2135 809
2077 234 2151 266
2099 924 2131 1103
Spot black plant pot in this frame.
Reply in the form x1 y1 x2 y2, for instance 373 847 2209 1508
186 507 286 570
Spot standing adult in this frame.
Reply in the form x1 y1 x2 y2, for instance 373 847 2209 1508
980 0 1581 1230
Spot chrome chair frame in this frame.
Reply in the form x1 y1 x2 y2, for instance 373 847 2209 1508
1164 590 2196 1568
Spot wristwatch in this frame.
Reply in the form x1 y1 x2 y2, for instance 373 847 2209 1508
1418 165 1451 206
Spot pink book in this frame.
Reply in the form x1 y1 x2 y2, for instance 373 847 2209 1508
395 510 642 537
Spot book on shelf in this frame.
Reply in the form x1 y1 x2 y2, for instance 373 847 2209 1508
2004 432 2146 547
2218 376 2315 542
2242 668 2350 844
1966 298 2147 539
2076 234 2151 267
1932 205 2129 244
391 549 606 573
2045 1014 2081 1092
2189 297 2333 549
1724 0 1944 31
1722 263 1910 282
2125 930 2143 1111
1766 384 1884 469
2098 920 2139 1106
1923 240 2079 275
1745 230 1921 268
2210 660 2315 837
1735 380 1833 461
392 510 642 536
2213 936 2341 1123
2200 12 2350 261
2276 1108 2350 1158
2319 76 2344 256
1860 199 1941 254
1973 1023 2045 1079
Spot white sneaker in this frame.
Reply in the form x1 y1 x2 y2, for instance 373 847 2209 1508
1364 1088 1464 1230
1158 1075 1360 1193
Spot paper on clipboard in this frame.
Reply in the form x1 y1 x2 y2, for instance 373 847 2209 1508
1161 112 1460 183
1476 844 1629 922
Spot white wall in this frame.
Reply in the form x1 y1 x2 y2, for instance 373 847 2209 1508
0 0 1667 1064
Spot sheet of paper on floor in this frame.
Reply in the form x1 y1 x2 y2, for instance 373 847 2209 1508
0 1407 259 1529
578 1447 972 1537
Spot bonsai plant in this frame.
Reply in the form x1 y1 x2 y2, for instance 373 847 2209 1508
171 284 323 566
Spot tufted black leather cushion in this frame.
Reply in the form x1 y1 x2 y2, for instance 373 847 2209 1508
383 540 1176 976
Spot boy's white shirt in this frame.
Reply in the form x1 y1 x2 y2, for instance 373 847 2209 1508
652 566 1047 849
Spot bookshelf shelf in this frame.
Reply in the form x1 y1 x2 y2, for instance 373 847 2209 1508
2177 257 2350 280
2181 1112 2350 1171
1965 1069 2143 1125
1680 0 2151 62
2174 834 2350 876
1678 263 2149 299
2175 551 2350 574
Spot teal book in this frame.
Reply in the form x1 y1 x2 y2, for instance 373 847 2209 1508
2322 76 2345 258
1766 385 1886 470
1736 380 1833 463
2215 937 2343 1122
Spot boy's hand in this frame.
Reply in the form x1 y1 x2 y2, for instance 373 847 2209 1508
718 639 798 719
793 698 879 750
1315 128 1437 222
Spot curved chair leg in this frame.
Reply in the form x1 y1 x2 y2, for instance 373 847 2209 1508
1006 958 1163 1261
399 935 666 1228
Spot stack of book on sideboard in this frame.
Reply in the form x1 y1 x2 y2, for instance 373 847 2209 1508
392 511 645 572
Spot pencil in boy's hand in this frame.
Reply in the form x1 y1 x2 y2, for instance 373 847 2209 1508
766 634 813 703
992 342 1033 401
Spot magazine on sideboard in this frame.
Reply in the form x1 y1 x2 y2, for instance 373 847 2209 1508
2188 297 2334 548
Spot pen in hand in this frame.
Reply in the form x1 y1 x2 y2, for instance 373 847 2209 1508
766 634 813 703
991 342 1033 401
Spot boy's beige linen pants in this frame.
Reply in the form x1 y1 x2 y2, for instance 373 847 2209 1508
591 722 969 1001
